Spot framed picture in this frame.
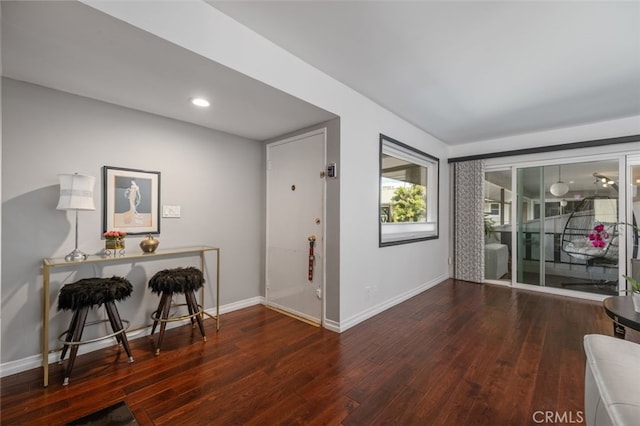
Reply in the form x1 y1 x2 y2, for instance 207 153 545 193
103 166 161 235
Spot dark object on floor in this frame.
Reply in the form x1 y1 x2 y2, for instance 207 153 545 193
57 277 134 385
65 400 137 425
149 267 206 355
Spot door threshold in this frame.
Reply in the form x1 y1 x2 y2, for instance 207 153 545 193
266 305 321 327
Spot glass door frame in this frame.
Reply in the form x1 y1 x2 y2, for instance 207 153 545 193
485 152 628 301
624 154 640 296
483 166 513 285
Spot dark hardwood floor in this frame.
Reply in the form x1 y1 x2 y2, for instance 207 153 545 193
2 279 635 425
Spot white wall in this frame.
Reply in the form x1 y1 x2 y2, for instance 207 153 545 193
448 115 640 159
81 1 451 328
1 78 264 366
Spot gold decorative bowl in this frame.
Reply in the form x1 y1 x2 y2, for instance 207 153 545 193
140 235 159 253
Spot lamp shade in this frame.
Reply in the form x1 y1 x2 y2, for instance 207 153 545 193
56 173 96 211
550 181 569 197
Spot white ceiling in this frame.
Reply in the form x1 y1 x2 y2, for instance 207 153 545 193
0 1 336 141
2 1 639 145
211 0 640 144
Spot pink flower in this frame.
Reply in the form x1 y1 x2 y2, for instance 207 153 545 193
589 223 609 248
104 230 126 238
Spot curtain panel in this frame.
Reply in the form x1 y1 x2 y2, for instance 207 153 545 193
454 160 485 282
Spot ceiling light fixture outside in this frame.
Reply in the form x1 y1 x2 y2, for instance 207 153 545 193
191 97 210 107
550 165 569 197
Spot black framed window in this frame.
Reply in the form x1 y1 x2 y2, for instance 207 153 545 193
379 134 439 246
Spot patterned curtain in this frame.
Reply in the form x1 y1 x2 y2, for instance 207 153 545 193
454 160 485 282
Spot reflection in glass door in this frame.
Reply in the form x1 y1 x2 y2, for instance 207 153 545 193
628 162 640 288
516 160 619 296
484 170 512 281
517 167 543 285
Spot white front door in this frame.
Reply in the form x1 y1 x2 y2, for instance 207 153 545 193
266 129 325 324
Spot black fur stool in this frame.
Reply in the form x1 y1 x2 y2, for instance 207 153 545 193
148 267 206 355
57 276 134 386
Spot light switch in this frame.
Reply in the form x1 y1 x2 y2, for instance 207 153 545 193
162 204 181 218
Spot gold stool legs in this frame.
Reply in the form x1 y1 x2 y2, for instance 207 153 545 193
150 290 206 355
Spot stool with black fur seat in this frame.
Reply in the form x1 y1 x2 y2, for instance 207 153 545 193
148 267 206 355
57 276 134 386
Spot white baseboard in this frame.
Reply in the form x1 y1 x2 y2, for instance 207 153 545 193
337 273 449 332
207 296 264 316
323 318 340 333
0 296 265 379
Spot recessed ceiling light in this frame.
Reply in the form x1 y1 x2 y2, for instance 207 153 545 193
191 97 210 107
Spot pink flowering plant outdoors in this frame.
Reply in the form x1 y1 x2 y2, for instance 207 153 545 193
104 230 126 239
588 223 609 248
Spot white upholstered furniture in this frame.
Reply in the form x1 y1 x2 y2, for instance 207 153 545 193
583 334 640 426
484 243 508 280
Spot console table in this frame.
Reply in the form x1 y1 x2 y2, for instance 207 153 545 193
42 245 220 387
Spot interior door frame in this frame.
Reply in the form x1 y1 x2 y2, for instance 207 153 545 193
265 128 327 325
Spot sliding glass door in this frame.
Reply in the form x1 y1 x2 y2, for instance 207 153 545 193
484 170 512 281
516 167 543 285
627 158 640 289
515 160 620 296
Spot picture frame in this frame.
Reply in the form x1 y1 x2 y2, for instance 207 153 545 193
103 166 161 235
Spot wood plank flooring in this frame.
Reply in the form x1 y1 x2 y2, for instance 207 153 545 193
2 279 635 425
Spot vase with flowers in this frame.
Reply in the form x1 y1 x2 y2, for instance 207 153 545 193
104 230 126 255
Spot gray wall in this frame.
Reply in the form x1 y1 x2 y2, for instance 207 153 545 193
1 78 264 364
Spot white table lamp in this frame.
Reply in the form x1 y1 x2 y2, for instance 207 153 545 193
57 173 96 261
